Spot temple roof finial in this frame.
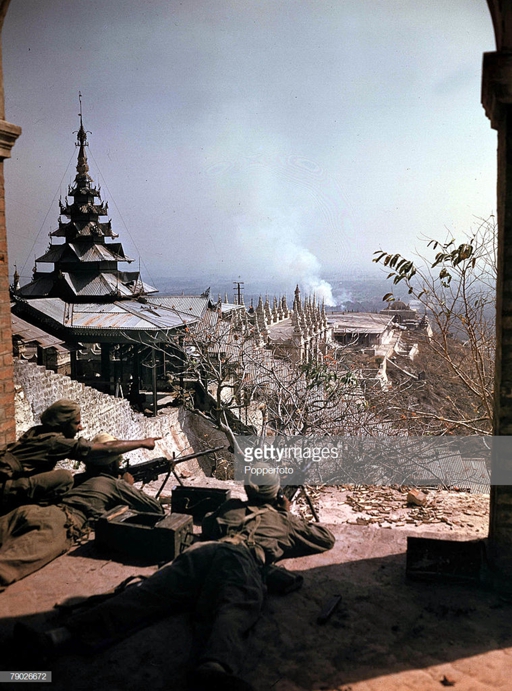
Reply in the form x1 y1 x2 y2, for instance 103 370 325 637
79 91 83 127
75 92 90 176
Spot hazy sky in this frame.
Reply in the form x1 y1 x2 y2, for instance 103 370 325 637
2 0 497 303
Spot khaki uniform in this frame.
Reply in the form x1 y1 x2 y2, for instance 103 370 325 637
65 498 335 675
0 426 93 514
0 475 163 587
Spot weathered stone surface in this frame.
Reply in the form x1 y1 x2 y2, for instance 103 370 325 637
13 360 207 466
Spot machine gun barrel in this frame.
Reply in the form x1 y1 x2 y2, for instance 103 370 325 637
126 446 225 484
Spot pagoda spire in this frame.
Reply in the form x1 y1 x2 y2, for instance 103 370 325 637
75 92 91 177
17 104 158 302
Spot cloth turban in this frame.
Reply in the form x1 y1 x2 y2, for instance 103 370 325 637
40 399 81 429
244 462 280 501
90 432 124 467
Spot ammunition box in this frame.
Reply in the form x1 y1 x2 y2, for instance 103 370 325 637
171 486 231 520
95 506 194 562
406 536 485 584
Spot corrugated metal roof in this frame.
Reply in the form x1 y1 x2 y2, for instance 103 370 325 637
51 221 115 238
35 245 68 264
139 281 159 295
18 272 157 300
20 298 69 323
104 242 130 260
70 243 133 263
11 313 67 349
145 296 242 320
17 297 197 341
146 295 210 319
61 273 130 298
62 273 158 298
221 303 244 314
347 439 491 493
35 243 133 265
329 313 394 334
18 277 56 297
403 450 490 493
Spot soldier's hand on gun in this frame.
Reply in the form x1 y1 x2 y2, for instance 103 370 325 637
277 492 292 512
121 471 135 485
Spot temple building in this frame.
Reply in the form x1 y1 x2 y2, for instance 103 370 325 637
11 110 199 406
379 299 425 328
17 112 156 301
258 286 331 363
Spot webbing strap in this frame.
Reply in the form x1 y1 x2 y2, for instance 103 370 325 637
218 505 274 563
0 451 23 480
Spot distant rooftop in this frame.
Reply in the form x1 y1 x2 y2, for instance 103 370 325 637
328 313 394 334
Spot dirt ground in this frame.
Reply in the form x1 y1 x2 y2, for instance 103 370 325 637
1 483 511 691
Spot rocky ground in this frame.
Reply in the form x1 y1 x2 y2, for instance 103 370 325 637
140 466 491 539
310 485 489 536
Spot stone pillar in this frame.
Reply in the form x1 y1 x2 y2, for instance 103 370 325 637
482 50 512 590
0 0 21 446
151 348 158 417
100 343 111 393
70 350 77 379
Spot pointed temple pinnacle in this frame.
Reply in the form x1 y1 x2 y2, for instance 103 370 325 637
75 92 90 176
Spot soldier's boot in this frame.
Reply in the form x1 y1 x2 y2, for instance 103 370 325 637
13 623 74 662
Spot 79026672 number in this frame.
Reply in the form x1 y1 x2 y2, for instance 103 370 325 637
0 672 52 682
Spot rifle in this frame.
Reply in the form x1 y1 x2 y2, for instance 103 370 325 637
125 446 225 497
278 485 320 522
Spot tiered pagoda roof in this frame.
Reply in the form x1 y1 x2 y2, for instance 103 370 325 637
17 110 157 302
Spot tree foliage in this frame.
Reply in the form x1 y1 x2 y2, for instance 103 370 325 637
373 216 496 434
176 310 379 447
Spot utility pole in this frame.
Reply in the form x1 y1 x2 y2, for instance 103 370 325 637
233 279 244 305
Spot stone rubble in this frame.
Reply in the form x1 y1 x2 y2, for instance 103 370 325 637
292 484 489 536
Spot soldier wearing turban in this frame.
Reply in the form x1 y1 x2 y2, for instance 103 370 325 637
17 467 335 691
0 435 163 588
0 399 161 514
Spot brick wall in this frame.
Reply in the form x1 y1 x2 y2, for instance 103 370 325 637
0 1 21 446
0 161 14 446
13 360 212 466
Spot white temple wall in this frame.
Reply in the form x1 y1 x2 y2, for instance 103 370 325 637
13 360 204 465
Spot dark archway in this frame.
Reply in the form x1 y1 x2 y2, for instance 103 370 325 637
482 0 512 589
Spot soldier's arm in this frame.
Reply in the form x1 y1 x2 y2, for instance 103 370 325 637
87 437 162 462
284 514 336 558
114 479 164 515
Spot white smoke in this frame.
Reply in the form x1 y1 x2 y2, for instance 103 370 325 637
203 137 339 305
304 278 336 306
278 242 335 306
332 288 353 311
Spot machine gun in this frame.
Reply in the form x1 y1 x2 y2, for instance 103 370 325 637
125 446 225 497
